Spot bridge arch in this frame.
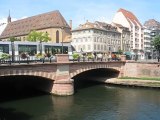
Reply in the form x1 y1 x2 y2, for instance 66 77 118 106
0 75 54 94
0 68 56 81
70 63 121 79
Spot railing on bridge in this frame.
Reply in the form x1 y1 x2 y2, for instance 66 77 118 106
0 54 124 65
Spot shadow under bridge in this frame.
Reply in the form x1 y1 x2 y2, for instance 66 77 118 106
72 68 120 90
0 75 54 101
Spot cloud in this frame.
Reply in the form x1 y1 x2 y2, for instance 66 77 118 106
71 2 117 29
0 18 7 35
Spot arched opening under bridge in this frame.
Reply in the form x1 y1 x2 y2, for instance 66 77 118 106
72 68 120 91
0 75 54 102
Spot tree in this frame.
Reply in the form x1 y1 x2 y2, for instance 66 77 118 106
117 49 123 55
153 35 160 61
27 30 51 42
8 37 20 42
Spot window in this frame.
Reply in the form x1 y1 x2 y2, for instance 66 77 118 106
44 45 68 54
101 45 103 50
98 44 100 50
0 44 9 53
94 44 96 50
56 30 59 43
94 37 96 42
88 45 90 50
18 45 37 56
104 45 106 50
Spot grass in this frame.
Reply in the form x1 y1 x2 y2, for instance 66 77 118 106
119 77 160 81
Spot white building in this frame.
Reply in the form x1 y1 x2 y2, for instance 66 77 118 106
71 21 121 53
112 8 144 58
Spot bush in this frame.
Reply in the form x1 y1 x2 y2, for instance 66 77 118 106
0 53 11 60
35 53 45 59
21 53 29 59
87 53 94 59
72 53 80 60
45 53 51 58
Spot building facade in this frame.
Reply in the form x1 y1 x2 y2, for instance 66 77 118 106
71 21 121 53
112 23 130 52
112 8 144 52
0 10 71 43
144 19 160 59
143 28 151 58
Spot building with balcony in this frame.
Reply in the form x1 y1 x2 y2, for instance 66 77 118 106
144 19 160 59
112 8 144 53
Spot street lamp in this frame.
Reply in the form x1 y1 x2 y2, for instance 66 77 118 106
61 27 64 54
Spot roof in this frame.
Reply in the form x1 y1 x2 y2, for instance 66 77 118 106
144 19 160 30
72 21 120 33
118 8 142 27
112 22 130 32
73 21 104 31
0 10 70 39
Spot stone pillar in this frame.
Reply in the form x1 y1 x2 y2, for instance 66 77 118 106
121 55 126 61
52 79 74 95
51 64 74 96
56 54 69 63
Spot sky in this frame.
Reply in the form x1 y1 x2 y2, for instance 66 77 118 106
0 0 160 34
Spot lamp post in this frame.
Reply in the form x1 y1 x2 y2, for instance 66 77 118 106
39 41 42 54
61 27 64 54
122 33 126 52
11 41 14 62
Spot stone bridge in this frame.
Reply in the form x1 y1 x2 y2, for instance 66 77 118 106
0 61 125 96
0 55 160 96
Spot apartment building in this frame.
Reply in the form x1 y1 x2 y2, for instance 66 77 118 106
112 8 144 52
71 21 121 53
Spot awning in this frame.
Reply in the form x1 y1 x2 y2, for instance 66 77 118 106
124 52 134 55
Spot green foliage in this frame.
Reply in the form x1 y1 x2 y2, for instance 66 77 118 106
35 53 52 59
117 49 123 55
0 53 11 60
27 30 51 42
72 53 80 60
8 37 20 42
35 53 45 59
87 53 94 59
153 35 160 52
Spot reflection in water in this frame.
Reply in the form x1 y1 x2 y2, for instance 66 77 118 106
0 85 160 120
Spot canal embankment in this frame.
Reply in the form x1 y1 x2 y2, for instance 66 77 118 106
87 76 160 88
105 78 160 88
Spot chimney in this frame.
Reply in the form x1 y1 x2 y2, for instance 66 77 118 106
69 20 72 30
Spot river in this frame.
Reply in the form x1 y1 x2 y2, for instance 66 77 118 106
0 83 160 120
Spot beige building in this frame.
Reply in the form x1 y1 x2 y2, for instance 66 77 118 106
0 10 71 43
71 21 121 53
112 23 130 52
